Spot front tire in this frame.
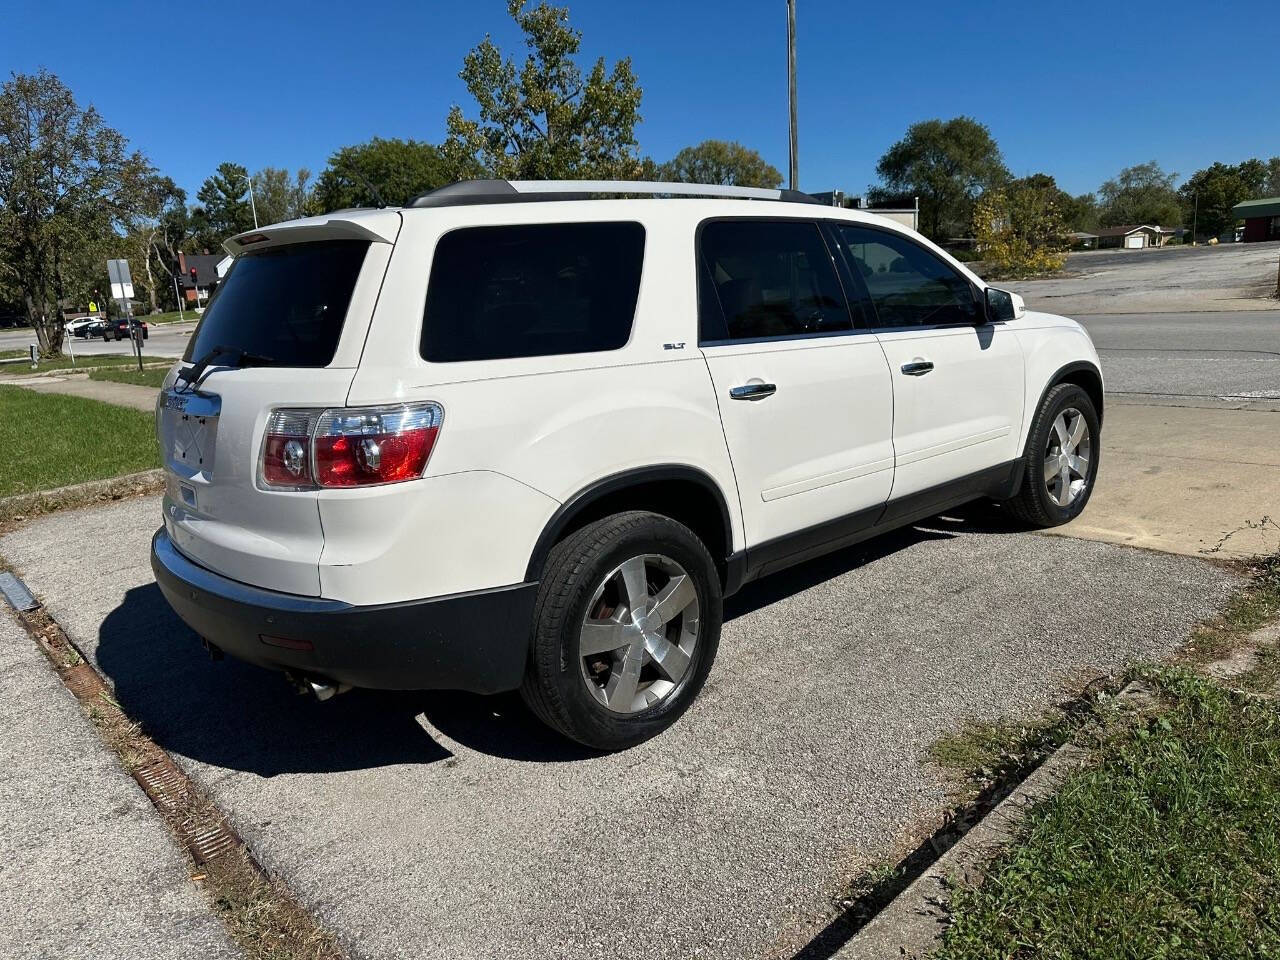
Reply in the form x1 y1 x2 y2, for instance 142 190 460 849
521 511 722 750
1005 383 1100 527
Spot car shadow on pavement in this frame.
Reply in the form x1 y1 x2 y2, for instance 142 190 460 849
96 584 598 777
96 509 1016 775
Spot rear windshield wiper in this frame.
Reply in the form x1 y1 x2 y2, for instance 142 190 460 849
176 345 276 393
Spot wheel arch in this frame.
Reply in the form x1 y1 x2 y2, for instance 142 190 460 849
524 465 735 587
1037 360 1104 428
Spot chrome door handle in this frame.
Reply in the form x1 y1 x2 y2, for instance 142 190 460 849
900 360 934 376
729 382 777 400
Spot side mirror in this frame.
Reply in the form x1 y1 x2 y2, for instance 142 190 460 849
984 287 1025 323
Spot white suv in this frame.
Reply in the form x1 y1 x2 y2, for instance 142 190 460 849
152 179 1102 750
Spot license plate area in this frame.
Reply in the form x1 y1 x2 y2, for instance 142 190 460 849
160 389 221 477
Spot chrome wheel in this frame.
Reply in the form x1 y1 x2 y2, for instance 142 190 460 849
578 554 700 714
1044 407 1091 507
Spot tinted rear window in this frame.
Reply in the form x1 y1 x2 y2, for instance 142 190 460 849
421 222 644 362
183 240 370 366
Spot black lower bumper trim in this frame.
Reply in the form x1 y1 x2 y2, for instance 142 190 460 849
151 528 537 694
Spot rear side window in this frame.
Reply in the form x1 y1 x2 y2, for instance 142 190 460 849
698 219 851 343
421 222 645 363
183 240 370 366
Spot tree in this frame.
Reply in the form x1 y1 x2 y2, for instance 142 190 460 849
1061 192 1099 232
253 166 313 224
1263 157 1280 198
1097 161 1180 228
974 174 1070 278
0 69 154 355
192 161 255 247
871 117 1008 242
313 138 450 211
442 0 644 180
660 140 782 188
1177 160 1267 241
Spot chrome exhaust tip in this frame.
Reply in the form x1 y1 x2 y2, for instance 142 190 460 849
307 679 351 701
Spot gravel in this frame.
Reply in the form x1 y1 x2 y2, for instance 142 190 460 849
0 496 1237 960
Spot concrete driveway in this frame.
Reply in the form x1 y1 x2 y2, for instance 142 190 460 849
0 496 1235 960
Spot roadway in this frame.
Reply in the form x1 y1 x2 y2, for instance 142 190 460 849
0 321 196 360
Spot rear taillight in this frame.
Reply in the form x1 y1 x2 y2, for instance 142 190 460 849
259 403 443 490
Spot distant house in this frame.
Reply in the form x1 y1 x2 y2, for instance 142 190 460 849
811 191 921 232
1093 225 1177 249
1231 197 1280 243
1070 231 1099 249
176 252 226 302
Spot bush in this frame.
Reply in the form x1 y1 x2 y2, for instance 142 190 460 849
974 183 1069 279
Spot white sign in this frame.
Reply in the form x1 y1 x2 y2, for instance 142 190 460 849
107 259 133 301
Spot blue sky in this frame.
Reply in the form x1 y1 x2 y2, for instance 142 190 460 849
3 0 1277 201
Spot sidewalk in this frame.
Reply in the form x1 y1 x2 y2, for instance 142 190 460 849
0 609 239 959
1047 403 1280 558
0 373 160 412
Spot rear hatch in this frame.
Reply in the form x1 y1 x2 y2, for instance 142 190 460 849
158 215 399 596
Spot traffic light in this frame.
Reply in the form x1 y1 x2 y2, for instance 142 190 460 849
189 266 198 285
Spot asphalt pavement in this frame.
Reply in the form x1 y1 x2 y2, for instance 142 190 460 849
0 321 195 360
1078 309 1280 410
0 608 239 959
0 495 1236 960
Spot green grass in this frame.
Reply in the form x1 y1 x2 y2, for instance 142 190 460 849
89 367 169 389
937 669 1280 960
0 386 160 497
145 310 197 324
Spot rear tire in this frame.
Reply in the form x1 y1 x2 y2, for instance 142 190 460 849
1004 383 1100 528
520 511 722 750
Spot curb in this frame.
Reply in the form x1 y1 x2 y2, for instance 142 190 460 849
0 469 165 525
832 739 1098 959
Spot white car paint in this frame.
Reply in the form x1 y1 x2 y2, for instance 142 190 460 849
158 195 1101 606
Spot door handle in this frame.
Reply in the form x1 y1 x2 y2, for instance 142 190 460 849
729 382 777 400
900 360 934 376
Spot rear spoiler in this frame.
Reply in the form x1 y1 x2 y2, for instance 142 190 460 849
224 210 402 256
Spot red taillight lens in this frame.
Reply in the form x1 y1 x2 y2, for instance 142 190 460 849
261 410 315 488
260 403 443 490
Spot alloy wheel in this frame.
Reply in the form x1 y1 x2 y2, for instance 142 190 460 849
578 554 700 714
1043 407 1091 507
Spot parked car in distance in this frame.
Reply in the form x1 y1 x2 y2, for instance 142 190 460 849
105 317 148 341
74 318 107 339
151 179 1104 751
64 317 96 337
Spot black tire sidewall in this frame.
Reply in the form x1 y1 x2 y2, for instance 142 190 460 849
1027 384 1100 524
530 514 722 750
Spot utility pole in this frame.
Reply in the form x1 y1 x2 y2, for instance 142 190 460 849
245 173 259 229
786 0 798 191
1192 190 1198 245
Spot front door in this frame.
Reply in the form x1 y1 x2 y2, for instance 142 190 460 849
697 219 895 554
831 223 1024 502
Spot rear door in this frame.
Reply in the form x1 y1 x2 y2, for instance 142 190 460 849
158 227 396 595
698 218 895 556
830 223 1024 503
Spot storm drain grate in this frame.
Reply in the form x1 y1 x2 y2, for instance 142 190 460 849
182 817 239 865
133 756 189 813
63 663 106 700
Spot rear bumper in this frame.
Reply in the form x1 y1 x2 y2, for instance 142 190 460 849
151 528 536 693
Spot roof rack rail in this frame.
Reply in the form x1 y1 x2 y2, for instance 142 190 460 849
407 178 823 208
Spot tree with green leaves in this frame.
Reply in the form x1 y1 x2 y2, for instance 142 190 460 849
870 117 1008 242
313 138 451 211
974 174 1070 278
1178 159 1269 240
660 140 782 188
442 0 645 180
0 69 155 355
192 161 255 247
1097 161 1180 228
252 167 314 224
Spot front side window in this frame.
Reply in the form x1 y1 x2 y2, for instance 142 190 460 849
421 222 645 362
699 220 851 343
834 225 978 328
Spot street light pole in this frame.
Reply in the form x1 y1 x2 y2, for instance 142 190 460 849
786 0 798 191
1191 190 1198 245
